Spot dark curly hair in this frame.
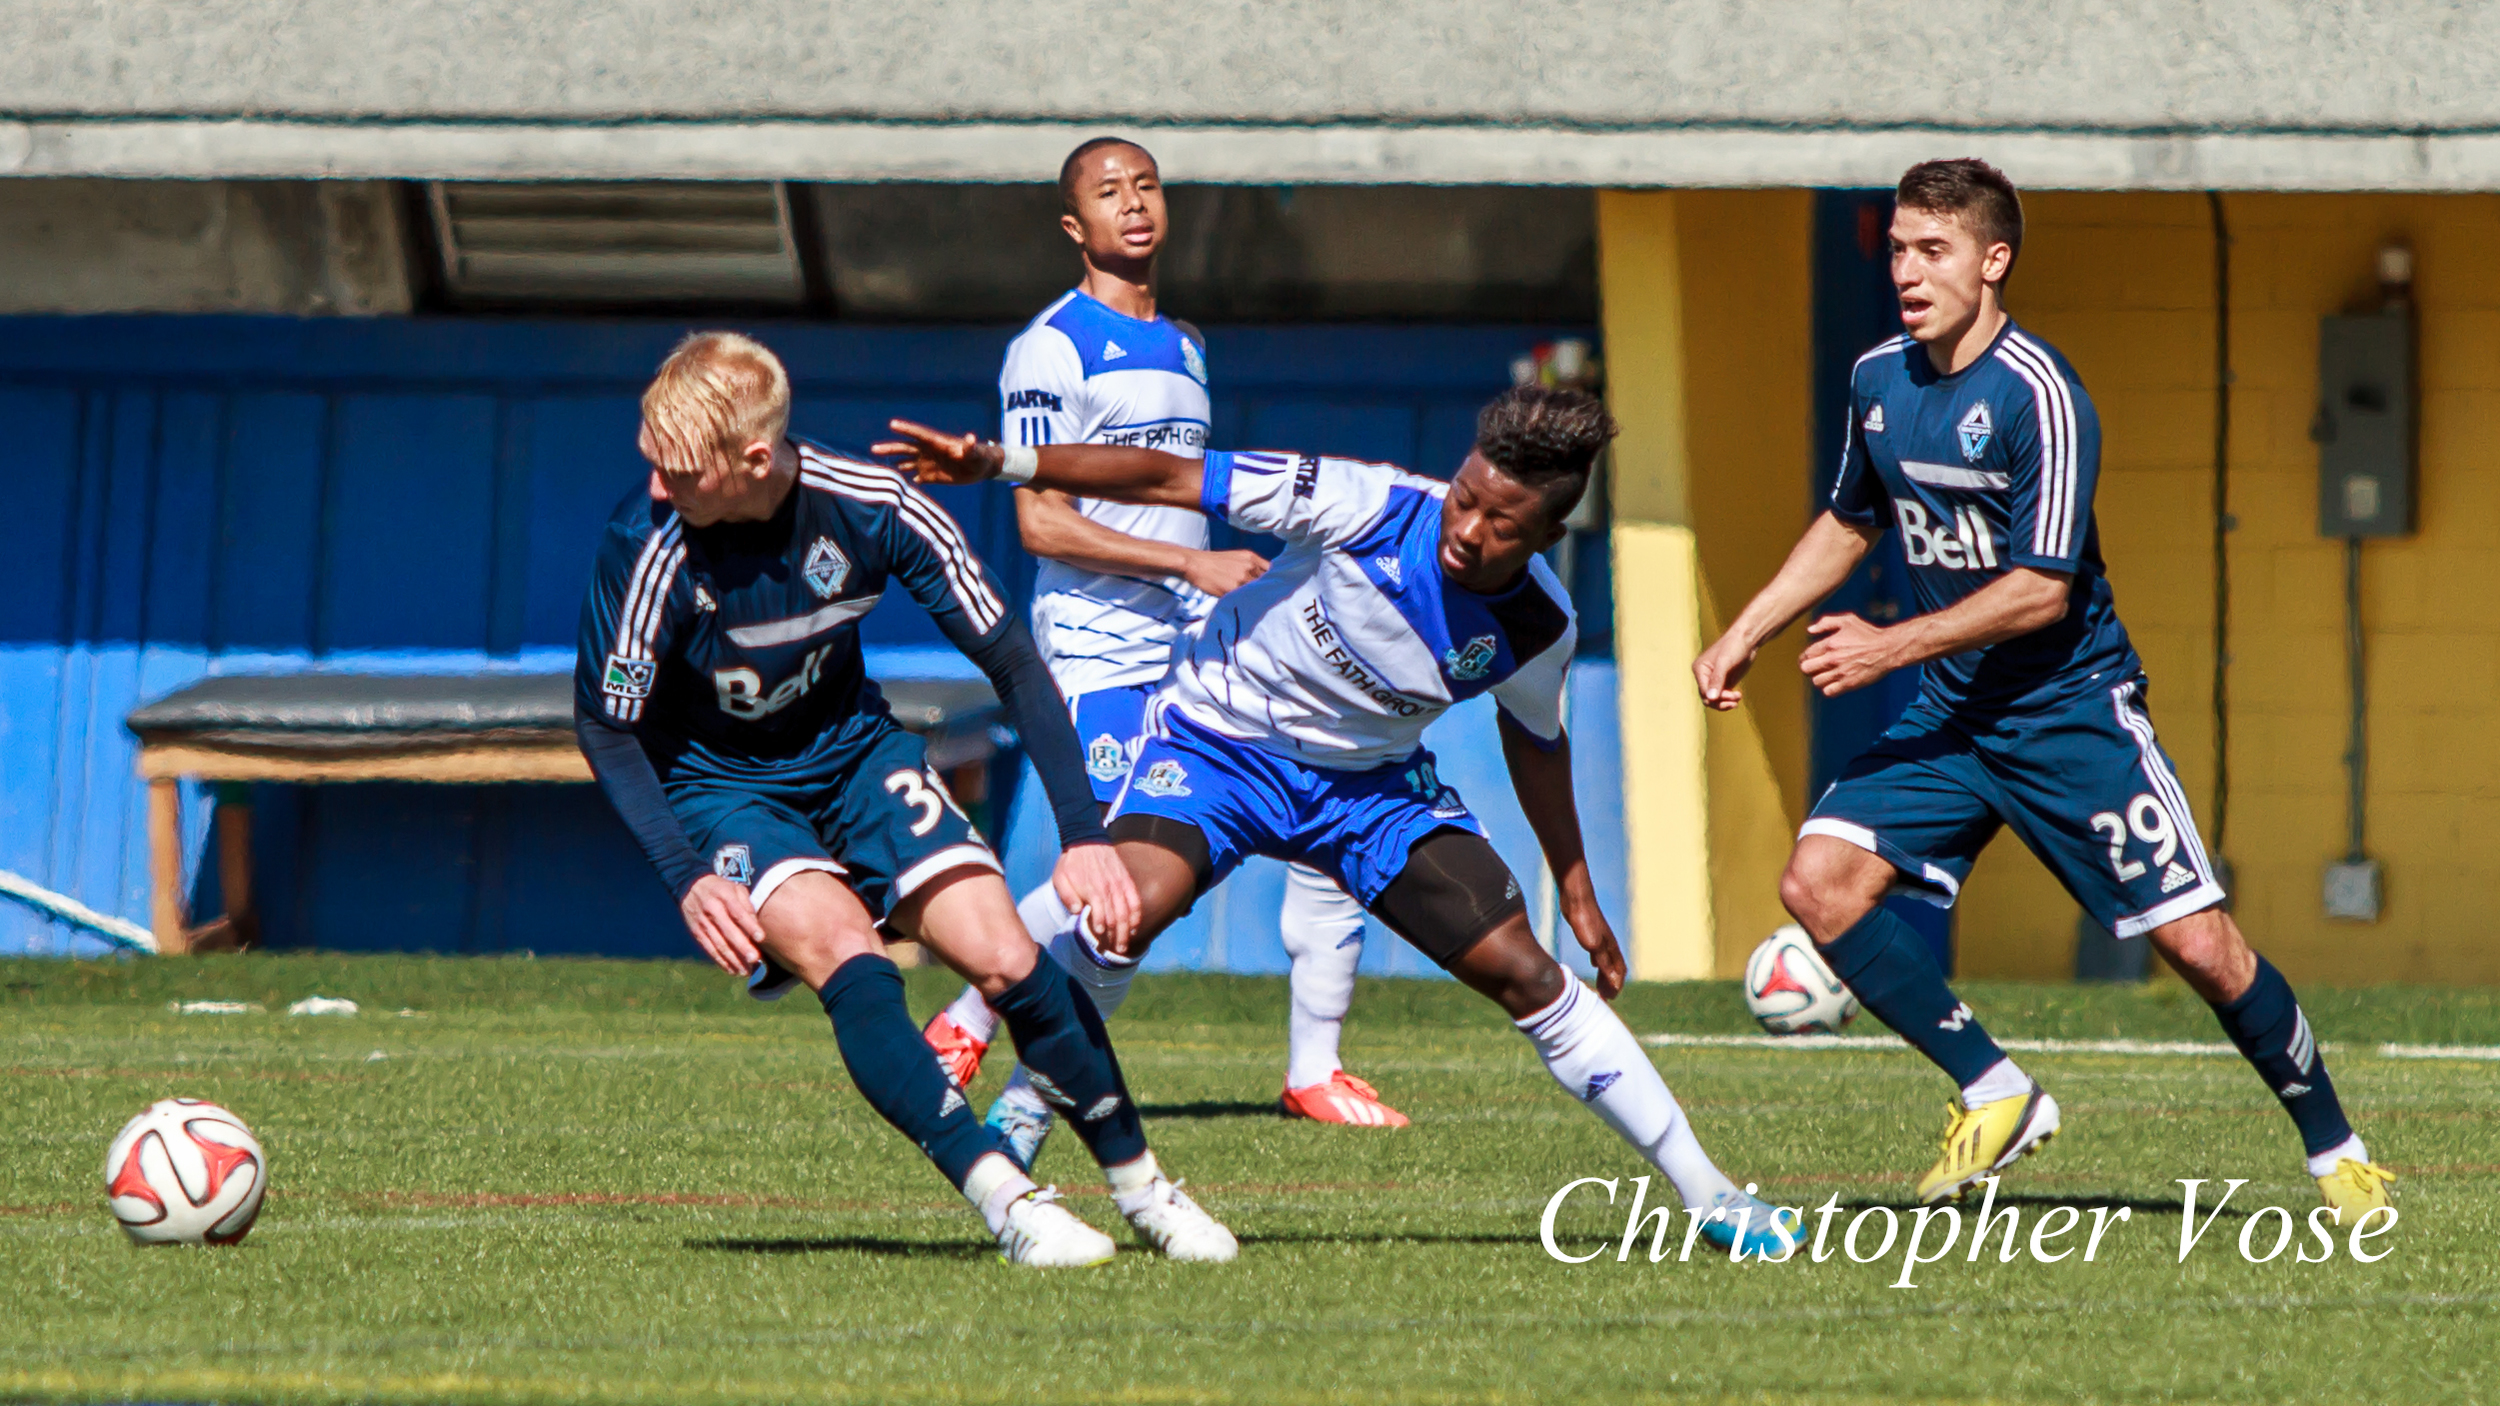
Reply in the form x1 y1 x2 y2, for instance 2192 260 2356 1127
1473 386 1617 522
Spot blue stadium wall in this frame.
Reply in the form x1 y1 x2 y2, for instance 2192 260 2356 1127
0 316 1621 979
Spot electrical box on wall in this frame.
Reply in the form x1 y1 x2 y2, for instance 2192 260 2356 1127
2314 314 2417 538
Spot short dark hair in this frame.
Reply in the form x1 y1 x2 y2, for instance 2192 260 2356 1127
1058 136 1156 216
1896 158 2024 278
1474 386 1617 522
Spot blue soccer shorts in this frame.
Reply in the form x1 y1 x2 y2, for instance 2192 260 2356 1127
1068 683 1156 806
1803 677 2226 939
666 717 998 927
1107 701 1492 910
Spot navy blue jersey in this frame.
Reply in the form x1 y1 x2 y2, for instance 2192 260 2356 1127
577 441 1010 776
1831 322 2141 714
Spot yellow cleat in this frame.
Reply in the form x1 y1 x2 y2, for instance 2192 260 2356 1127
2316 1159 2396 1217
1914 1087 2061 1205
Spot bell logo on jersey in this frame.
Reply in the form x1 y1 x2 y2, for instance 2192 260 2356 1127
1863 403 1886 434
712 844 754 886
601 655 656 699
803 538 850 600
715 643 834 720
1443 634 1498 682
1893 500 1999 571
1957 400 1994 461
1086 733 1130 782
1180 337 1208 385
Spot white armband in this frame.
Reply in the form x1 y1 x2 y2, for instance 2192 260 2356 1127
999 444 1040 484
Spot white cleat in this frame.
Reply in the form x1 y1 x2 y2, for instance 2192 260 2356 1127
1120 1178 1239 1263
994 1188 1117 1268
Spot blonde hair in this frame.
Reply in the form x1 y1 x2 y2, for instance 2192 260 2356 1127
640 331 792 473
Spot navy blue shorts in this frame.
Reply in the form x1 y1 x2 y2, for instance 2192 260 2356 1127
1069 683 1156 806
1804 677 2225 938
1108 701 1494 909
666 716 998 926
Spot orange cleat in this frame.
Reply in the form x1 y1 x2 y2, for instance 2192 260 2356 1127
1279 1071 1410 1127
923 1010 991 1087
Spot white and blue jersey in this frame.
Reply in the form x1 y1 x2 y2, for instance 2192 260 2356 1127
1808 324 2225 938
1166 451 1575 771
1830 321 2140 716
1003 289 1214 697
1108 449 1574 910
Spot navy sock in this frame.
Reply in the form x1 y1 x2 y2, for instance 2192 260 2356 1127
818 954 1002 1190
1820 904 2007 1088
2211 956 2354 1157
987 956 1150 1170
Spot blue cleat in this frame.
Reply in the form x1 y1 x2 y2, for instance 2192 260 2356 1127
984 1090 1056 1172
1698 1185 1803 1261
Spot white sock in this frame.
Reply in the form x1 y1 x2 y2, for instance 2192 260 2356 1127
939 983 1000 1045
1280 863 1365 1089
2307 1133 2370 1180
936 881 1071 1046
1106 1149 1164 1216
1048 911 1138 1019
1515 980 1738 1209
963 1152 1039 1234
1960 1056 2034 1109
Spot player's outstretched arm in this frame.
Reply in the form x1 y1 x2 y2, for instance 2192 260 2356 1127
877 420 1204 508
1015 487 1269 596
1694 511 1881 710
1498 712 1626 1000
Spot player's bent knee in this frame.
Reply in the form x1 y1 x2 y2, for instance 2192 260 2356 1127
1781 837 1890 939
755 870 885 988
1446 917 1567 1018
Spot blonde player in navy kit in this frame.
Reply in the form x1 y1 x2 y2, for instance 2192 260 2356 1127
923 138 1406 1168
1694 160 2390 1216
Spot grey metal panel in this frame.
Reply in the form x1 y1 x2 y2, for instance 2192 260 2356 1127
5 1 2497 131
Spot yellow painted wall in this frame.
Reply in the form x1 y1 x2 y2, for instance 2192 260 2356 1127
1940 192 2500 987
1599 189 1815 980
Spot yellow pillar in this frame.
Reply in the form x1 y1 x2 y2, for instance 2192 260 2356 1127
1599 191 1714 980
1600 189 1816 981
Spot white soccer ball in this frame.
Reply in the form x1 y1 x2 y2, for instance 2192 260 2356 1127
103 1098 266 1245
1744 925 1861 1035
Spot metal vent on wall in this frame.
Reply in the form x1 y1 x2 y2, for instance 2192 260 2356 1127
427 182 805 307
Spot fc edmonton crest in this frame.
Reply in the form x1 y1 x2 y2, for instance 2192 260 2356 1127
1957 401 1994 462
1443 633 1497 682
804 537 850 599
1086 733 1131 783
1137 760 1191 797
1180 337 1208 384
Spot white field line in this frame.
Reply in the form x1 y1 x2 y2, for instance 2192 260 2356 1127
1644 1032 2500 1061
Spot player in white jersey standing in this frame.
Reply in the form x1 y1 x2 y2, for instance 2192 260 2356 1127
922 137 1405 1169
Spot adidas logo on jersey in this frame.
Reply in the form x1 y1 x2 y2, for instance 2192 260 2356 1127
1374 554 1403 585
2160 862 2198 893
1863 403 1886 433
1102 339 1127 361
1893 500 1999 571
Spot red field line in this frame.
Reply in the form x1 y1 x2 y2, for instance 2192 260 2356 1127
1 1066 360 1083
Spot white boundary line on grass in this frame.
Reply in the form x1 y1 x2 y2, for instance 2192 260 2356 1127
1642 1033 2500 1061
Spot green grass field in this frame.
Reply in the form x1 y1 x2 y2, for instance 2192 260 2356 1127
4 953 2495 1406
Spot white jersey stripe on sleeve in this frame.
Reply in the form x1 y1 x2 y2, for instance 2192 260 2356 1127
606 517 684 723
800 451 1005 634
1995 335 2078 559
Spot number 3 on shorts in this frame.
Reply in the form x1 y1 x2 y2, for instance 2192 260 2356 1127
883 767 964 837
2088 793 2176 881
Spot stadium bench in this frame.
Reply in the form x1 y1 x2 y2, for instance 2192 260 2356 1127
126 673 1002 955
